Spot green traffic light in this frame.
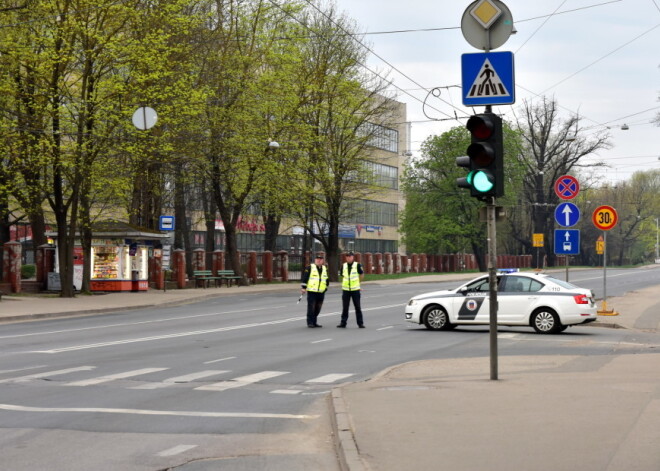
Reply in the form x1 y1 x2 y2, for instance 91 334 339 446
471 170 494 193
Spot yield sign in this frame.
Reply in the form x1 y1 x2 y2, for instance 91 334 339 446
555 202 580 227
554 175 580 200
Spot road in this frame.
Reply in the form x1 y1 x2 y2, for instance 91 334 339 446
0 267 658 470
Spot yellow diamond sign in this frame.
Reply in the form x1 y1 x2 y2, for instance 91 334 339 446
470 0 502 29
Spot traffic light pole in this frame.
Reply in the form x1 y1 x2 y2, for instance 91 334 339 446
483 104 498 381
487 197 498 381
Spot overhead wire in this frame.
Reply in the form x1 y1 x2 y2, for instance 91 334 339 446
293 0 468 123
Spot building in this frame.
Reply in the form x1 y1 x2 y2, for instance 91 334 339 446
187 98 409 257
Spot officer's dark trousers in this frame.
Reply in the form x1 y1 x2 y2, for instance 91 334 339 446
306 291 325 326
341 290 363 326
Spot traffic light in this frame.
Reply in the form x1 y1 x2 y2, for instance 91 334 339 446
456 113 504 200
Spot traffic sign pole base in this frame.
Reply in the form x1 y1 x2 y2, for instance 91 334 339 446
598 310 619 316
597 300 619 316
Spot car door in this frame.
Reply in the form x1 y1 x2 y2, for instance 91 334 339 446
498 276 544 323
452 276 491 323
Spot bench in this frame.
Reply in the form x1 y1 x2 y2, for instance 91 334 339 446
216 270 243 287
193 270 222 288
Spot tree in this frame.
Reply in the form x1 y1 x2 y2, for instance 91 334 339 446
288 3 396 280
579 170 660 265
512 98 610 267
400 122 524 271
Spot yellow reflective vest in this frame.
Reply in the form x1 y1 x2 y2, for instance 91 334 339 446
307 264 328 292
341 262 361 291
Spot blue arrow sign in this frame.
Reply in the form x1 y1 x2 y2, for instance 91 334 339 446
554 229 580 255
462 51 515 106
555 202 580 227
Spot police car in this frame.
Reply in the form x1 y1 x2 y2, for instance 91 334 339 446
405 272 597 334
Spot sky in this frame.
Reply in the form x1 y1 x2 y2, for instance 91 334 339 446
331 0 660 184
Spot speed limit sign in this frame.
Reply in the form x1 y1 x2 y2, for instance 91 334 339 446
592 205 618 231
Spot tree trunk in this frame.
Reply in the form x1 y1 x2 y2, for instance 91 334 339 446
263 212 280 253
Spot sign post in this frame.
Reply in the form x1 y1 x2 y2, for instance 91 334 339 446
553 176 580 281
460 0 515 382
592 205 619 316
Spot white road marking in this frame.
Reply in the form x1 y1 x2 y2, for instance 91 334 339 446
0 306 286 340
204 356 236 364
157 445 198 457
65 368 168 386
29 303 405 354
310 338 332 344
377 326 394 331
130 370 229 390
195 371 288 392
0 404 318 419
0 366 96 384
305 374 354 383
270 389 302 395
0 365 47 375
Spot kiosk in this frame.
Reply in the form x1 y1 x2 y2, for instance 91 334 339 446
47 221 170 292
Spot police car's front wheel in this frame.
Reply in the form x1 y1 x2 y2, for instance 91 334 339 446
531 308 562 334
423 306 454 331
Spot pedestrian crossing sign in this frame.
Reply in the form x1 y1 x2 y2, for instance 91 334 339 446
462 51 515 106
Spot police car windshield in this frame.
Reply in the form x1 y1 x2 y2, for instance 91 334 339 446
545 276 579 290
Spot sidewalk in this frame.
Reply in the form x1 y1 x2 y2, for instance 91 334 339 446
332 282 660 471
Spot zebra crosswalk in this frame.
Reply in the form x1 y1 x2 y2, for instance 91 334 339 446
0 364 355 394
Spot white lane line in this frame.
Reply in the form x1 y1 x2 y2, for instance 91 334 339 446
377 326 394 331
0 306 286 340
30 303 405 354
0 365 47 375
0 366 96 384
270 389 302 395
65 368 168 387
204 356 236 364
0 404 319 419
131 370 229 390
157 445 198 457
305 374 354 384
310 338 332 344
195 371 288 392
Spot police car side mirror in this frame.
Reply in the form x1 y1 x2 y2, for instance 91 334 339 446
459 287 468 295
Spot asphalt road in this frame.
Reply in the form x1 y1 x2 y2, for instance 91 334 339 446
1 267 659 470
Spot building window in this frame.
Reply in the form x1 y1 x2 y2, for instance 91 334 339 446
363 161 399 189
343 199 398 226
359 122 398 153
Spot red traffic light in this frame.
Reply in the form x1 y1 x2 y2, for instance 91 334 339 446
466 115 494 140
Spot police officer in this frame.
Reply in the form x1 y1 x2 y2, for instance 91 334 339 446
301 252 329 328
337 251 364 328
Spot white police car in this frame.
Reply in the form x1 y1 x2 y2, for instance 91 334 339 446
405 272 597 334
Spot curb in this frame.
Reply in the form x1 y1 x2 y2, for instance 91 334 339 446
330 388 367 471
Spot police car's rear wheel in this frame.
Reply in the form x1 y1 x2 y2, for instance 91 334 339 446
531 308 562 334
423 306 453 331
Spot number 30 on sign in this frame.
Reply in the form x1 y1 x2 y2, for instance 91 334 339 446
592 205 618 231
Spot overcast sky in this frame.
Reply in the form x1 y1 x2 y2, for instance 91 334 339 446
332 0 660 184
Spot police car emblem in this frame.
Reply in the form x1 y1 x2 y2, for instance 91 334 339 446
466 299 479 311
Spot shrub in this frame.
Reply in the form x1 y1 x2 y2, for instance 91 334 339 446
21 264 36 279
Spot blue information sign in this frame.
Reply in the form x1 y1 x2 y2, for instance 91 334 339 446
159 215 175 231
554 202 580 227
461 51 515 106
554 229 580 255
